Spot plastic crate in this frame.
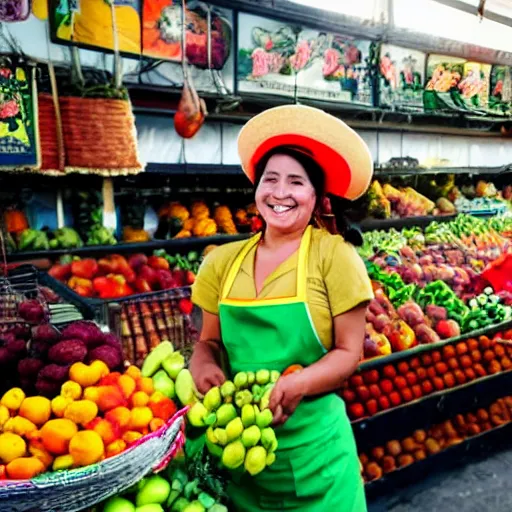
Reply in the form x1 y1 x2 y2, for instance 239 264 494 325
40 273 199 366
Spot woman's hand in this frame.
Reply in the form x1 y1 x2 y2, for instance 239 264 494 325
191 361 226 395
269 372 307 426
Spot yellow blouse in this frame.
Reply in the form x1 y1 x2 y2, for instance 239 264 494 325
191 228 374 350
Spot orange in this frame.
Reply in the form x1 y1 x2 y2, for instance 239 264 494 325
150 418 165 432
61 381 82 401
105 439 126 458
136 377 154 395
19 397 51 426
6 457 45 479
88 418 120 445
118 375 136 399
105 407 131 430
129 407 153 431
28 443 54 469
41 419 78 455
125 366 141 379
69 431 104 467
51 396 72 418
1 388 25 411
122 431 143 444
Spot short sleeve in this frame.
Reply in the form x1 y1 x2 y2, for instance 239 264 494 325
321 236 374 317
191 252 222 315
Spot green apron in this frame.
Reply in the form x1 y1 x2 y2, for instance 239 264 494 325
219 226 367 512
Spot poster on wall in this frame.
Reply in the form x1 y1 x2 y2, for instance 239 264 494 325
142 0 232 70
50 0 141 56
0 62 40 170
237 13 299 97
424 55 491 113
379 44 425 110
293 30 372 104
489 65 512 116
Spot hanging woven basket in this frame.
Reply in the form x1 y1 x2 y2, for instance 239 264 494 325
37 93 65 175
59 95 143 177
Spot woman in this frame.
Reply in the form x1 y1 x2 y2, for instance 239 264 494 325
190 105 374 511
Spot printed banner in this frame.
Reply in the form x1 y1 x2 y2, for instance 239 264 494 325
142 0 232 70
51 0 141 56
379 44 425 110
0 62 40 170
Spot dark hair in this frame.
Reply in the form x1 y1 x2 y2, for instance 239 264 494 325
254 145 363 246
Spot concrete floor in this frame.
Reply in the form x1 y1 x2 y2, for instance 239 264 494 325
368 447 512 512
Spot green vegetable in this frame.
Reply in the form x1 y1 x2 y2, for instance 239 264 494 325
135 475 171 506
141 341 174 377
152 370 175 399
103 496 135 512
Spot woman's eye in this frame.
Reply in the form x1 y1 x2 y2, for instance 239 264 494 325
264 177 277 183
292 181 303 185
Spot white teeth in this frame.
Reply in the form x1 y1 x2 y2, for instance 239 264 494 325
272 205 292 213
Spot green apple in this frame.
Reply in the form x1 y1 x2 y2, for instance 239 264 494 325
152 370 175 399
103 497 135 512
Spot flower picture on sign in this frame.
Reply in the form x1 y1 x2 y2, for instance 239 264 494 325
237 13 299 97
142 0 232 70
424 55 491 113
294 29 372 104
379 44 425 110
0 62 39 170
51 0 141 55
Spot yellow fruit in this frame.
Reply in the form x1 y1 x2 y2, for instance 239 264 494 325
0 433 26 463
0 405 10 428
83 387 100 403
69 362 105 388
31 0 49 20
52 454 74 471
64 400 98 426
41 419 78 455
51 396 72 418
221 440 245 470
129 407 153 431
28 444 54 469
131 391 149 407
244 446 267 476
69 431 104 467
3 417 37 437
19 397 51 426
1 388 25 411
61 381 82 401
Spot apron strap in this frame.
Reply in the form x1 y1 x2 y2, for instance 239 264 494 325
220 226 313 302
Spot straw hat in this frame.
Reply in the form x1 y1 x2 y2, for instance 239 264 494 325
237 105 373 200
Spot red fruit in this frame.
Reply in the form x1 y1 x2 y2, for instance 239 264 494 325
378 396 390 410
156 269 176 290
397 361 409 375
460 355 473 368
433 377 444 391
134 278 151 294
411 385 422 399
442 345 456 359
394 376 407 390
421 354 433 366
443 372 456 388
348 403 366 420
138 265 158 286
178 299 194 316
447 358 459 370
435 362 448 375
342 390 356 403
456 342 468 356
363 370 380 385
422 380 433 394
369 384 381 399
185 270 196 286
127 254 148 271
431 351 442 363
380 379 393 394
147 256 170 271
464 368 476 381
401 388 413 402
409 357 420 369
405 372 417 386
436 320 460 339
382 365 396 379
350 375 364 388
356 386 371 402
416 368 427 381
366 399 379 416
389 392 402 407
427 367 437 380
474 364 487 377
454 369 466 385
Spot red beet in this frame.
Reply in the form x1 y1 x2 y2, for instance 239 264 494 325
48 339 87 365
33 324 61 345
38 364 70 382
18 358 45 378
18 300 45 323
87 344 122 370
61 321 103 348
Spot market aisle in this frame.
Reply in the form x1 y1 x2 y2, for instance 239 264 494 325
368 446 512 512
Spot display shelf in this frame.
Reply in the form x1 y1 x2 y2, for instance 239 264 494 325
6 234 252 263
352 369 512 450
357 319 512 371
145 163 244 175
373 165 512 176
364 419 512 500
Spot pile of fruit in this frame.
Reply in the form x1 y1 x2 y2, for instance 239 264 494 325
0 358 179 480
48 252 197 299
360 394 512 482
0 317 122 398
157 201 262 239
141 343 280 478
344 332 512 421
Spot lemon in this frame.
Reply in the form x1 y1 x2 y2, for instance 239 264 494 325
221 440 245 470
244 446 267 476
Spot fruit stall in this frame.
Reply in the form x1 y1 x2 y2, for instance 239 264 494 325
1 0 512 510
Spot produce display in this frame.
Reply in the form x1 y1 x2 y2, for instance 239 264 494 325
156 201 262 239
365 177 511 220
48 252 198 299
360 393 512 483
345 332 512 421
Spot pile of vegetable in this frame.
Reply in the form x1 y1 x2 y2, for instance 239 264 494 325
48 252 197 299
0 357 179 480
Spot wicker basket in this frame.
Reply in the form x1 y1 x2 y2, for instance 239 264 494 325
0 408 188 512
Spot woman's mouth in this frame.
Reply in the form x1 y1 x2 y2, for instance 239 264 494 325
267 204 296 214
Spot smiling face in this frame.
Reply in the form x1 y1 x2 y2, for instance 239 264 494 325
255 153 317 235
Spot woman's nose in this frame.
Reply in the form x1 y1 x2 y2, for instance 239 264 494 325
272 180 289 198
